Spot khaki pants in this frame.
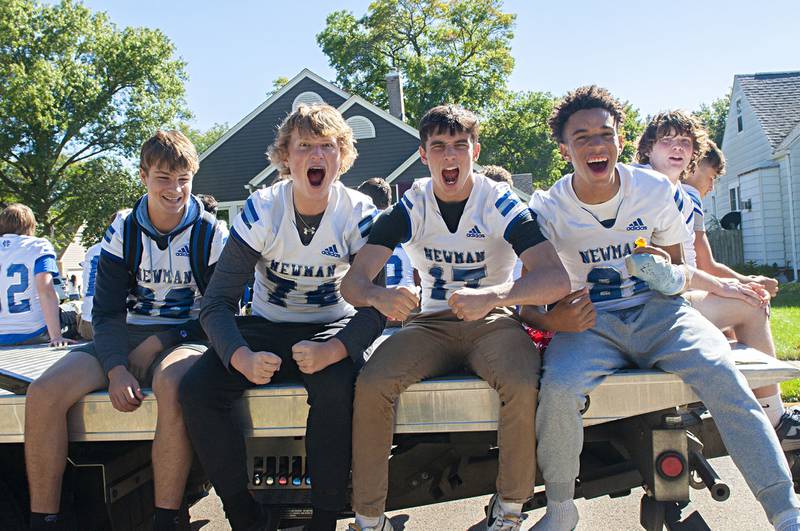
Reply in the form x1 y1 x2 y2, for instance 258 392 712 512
352 308 541 516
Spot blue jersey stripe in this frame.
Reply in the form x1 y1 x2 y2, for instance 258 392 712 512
358 214 375 238
0 326 48 346
686 210 694 225
400 195 413 210
230 226 259 254
33 255 58 274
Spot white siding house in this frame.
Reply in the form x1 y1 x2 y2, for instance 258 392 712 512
709 71 800 278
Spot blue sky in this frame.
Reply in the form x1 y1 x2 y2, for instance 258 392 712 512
79 0 800 130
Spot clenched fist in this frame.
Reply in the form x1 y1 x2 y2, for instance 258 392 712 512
231 346 282 385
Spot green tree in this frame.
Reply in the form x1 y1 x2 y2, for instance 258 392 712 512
178 122 229 156
317 0 515 125
267 76 290 97
480 91 566 189
0 0 188 248
620 102 645 164
694 92 730 147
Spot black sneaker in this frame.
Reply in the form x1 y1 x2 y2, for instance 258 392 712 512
776 407 800 452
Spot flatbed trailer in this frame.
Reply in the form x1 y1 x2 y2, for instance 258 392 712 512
1 339 798 530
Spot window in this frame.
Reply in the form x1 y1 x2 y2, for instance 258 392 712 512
292 91 324 111
729 186 741 211
736 98 743 132
345 116 376 139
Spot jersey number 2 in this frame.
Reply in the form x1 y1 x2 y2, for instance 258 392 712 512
1 263 31 314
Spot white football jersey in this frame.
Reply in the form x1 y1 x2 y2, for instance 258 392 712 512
632 163 698 268
102 210 227 325
80 242 103 322
385 245 415 288
0 234 58 343
232 180 378 323
399 175 526 313
530 164 691 312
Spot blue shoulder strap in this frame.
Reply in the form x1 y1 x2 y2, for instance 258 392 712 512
188 211 217 295
122 206 144 288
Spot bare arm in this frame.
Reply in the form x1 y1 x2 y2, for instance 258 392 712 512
449 241 570 321
341 244 419 321
34 272 74 347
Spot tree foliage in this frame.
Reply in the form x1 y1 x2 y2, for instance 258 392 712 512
694 92 730 147
178 122 229 156
620 102 645 164
317 0 515 125
0 0 188 248
479 91 565 189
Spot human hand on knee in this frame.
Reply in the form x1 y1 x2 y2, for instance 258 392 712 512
231 346 281 385
292 338 346 374
107 366 144 412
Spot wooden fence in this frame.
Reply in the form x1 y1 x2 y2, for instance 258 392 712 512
706 229 744 266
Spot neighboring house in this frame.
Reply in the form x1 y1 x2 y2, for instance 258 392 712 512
193 68 530 220
58 226 87 289
192 69 428 221
709 71 800 278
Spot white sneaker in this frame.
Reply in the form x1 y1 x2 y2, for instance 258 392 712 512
485 494 527 531
348 514 394 531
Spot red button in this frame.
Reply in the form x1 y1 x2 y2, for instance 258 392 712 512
659 455 684 478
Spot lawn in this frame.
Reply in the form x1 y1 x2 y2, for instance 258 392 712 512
772 282 800 400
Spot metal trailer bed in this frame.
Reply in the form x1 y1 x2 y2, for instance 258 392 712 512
1 340 798 443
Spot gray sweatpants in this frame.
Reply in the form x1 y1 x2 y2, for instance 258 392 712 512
536 293 798 524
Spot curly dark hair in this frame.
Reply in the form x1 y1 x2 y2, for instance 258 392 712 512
636 110 708 178
548 85 626 143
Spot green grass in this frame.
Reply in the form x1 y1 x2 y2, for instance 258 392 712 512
772 283 800 400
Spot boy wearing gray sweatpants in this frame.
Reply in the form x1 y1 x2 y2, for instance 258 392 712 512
522 85 800 531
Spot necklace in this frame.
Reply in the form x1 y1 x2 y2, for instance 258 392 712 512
295 206 319 237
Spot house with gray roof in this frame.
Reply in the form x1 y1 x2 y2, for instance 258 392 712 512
193 69 429 222
708 71 800 278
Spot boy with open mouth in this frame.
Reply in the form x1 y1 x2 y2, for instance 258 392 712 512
523 86 800 531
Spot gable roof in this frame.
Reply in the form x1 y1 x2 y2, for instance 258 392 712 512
193 68 423 202
736 71 800 150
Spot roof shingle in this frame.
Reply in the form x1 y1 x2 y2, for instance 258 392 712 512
737 71 800 150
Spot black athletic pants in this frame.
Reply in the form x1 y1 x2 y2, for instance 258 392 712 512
179 315 357 526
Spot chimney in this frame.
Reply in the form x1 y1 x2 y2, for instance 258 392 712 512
385 71 405 121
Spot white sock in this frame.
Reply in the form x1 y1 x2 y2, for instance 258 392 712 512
773 508 800 530
759 393 786 427
532 499 579 530
355 514 381 529
498 498 523 516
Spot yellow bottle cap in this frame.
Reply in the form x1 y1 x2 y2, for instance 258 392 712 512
634 237 647 248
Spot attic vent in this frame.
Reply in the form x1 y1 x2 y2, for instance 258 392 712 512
292 91 324 111
346 116 376 139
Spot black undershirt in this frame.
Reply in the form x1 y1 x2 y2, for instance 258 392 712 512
295 211 324 246
368 198 547 256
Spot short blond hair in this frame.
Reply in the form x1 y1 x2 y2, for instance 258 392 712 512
140 130 199 175
0 203 37 236
267 104 357 177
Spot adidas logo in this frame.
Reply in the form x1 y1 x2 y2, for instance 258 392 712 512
175 244 190 257
466 225 485 238
321 244 341 258
626 218 648 231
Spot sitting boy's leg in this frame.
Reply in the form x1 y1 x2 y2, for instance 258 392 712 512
179 348 257 528
25 349 107 514
684 290 791 426
465 312 540 504
640 295 800 525
301 355 356 524
352 313 461 519
533 317 628 530
150 346 205 513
